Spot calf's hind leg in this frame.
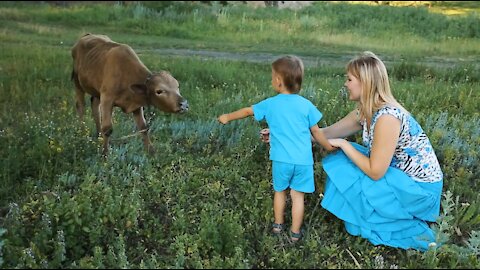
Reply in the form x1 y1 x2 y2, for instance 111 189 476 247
74 88 86 121
91 96 101 138
99 97 114 156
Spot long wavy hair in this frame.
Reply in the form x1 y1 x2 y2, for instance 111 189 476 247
346 51 408 121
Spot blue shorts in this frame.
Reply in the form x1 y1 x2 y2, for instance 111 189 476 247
272 161 315 193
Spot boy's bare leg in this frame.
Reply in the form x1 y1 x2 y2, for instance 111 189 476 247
273 190 287 232
290 189 305 236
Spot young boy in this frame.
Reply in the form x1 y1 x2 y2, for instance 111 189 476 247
218 55 334 242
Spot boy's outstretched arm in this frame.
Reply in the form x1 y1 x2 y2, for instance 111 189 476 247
310 125 336 152
218 106 254 124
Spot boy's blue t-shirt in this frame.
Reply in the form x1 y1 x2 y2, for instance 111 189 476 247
252 93 322 165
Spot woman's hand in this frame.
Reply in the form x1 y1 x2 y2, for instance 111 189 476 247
260 128 270 143
328 138 348 149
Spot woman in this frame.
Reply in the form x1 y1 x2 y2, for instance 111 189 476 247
262 51 444 251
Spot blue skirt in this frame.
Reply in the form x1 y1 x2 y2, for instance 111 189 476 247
320 142 443 251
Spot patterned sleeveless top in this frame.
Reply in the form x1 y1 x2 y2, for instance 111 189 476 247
361 105 443 183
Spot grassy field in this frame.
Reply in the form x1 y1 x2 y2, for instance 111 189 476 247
0 1 479 268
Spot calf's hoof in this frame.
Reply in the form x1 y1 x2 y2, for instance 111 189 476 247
147 145 156 156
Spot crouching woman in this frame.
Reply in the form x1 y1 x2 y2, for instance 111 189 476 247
321 51 444 251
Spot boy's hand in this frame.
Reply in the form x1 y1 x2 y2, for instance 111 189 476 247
325 144 338 152
218 114 229 124
260 128 270 143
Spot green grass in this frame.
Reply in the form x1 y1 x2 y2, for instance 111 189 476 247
0 1 479 269
1 1 479 59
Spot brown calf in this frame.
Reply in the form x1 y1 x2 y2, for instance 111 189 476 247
71 33 188 156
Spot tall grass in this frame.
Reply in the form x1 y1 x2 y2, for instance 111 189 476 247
0 1 479 269
1 1 479 57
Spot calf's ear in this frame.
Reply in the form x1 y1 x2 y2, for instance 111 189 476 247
131 84 148 96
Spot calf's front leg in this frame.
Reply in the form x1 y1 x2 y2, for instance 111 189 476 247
132 107 155 154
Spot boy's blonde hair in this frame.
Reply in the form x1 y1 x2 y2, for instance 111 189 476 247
272 55 304 93
346 51 408 121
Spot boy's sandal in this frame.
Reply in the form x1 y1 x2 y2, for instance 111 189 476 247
272 223 284 234
290 230 302 242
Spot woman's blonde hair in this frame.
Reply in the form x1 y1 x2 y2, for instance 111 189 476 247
347 51 408 121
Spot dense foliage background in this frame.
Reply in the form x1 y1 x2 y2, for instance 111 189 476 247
0 1 479 268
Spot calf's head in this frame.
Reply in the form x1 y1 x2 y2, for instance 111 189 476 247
144 71 189 113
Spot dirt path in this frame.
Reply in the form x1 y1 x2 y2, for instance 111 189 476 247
144 48 479 69
146 48 350 68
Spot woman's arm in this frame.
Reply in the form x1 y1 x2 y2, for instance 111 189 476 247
328 114 400 180
218 107 254 124
322 109 362 139
260 109 362 143
310 125 336 152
